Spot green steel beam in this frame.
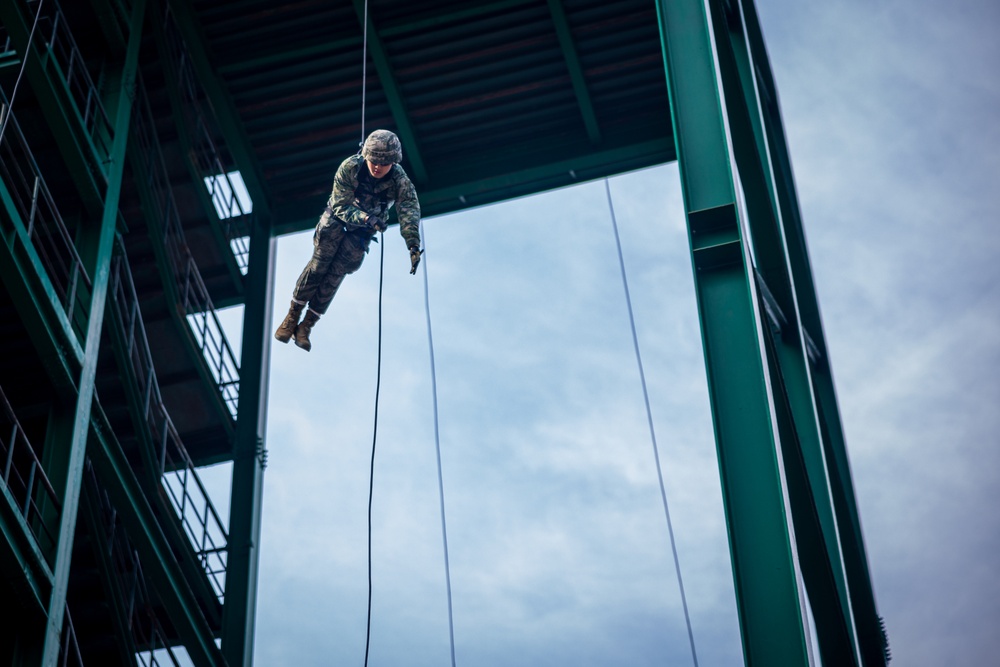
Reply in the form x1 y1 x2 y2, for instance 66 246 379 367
546 0 601 144
352 0 429 184
707 0 860 663
756 278 860 666
654 1 811 665
40 1 146 662
0 0 105 217
221 214 276 667
272 138 674 235
740 1 887 663
89 406 225 667
159 0 273 219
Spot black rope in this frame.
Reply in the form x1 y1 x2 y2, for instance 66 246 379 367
359 0 369 147
0 0 46 148
363 231 384 667
604 178 699 667
420 226 458 667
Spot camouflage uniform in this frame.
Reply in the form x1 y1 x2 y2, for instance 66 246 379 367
291 154 421 315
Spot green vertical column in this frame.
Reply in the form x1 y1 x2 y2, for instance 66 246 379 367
39 0 147 664
654 1 810 665
222 213 276 667
705 0 862 663
738 1 887 663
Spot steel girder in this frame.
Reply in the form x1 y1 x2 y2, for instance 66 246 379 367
220 214 276 667
658 0 884 665
39 1 148 663
656 0 883 664
736 2 887 663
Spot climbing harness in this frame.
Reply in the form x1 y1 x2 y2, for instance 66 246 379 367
420 224 458 667
604 178 700 667
0 0 46 148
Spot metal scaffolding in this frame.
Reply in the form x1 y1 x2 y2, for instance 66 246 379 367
0 0 885 665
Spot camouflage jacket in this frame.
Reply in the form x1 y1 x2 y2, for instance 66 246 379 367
326 154 421 250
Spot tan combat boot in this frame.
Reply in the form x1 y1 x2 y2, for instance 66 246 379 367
293 310 321 351
274 300 305 343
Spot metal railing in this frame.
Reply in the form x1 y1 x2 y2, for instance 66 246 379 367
32 0 114 173
161 5 250 274
0 95 92 341
109 240 228 600
86 460 189 666
0 384 61 559
129 74 241 419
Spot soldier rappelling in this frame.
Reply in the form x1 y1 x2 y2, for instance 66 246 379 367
274 129 423 351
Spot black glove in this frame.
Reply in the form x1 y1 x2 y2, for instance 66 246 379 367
368 214 387 233
409 247 423 275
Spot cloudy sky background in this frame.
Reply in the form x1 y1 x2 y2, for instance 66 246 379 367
204 0 999 664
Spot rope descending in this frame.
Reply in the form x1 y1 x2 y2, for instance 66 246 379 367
363 230 383 667
604 178 700 667
420 224 458 667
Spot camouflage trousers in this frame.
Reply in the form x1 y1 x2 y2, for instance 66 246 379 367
291 214 372 315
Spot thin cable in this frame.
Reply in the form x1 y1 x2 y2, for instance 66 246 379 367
420 225 458 667
0 0 46 148
359 0 369 145
604 178 699 667
363 231 385 667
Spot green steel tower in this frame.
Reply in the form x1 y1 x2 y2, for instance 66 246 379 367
0 1 887 665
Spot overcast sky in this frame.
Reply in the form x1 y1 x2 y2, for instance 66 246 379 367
205 0 999 664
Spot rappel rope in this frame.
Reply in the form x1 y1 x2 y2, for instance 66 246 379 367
359 0 368 146
0 0 46 148
359 0 378 663
604 179 700 667
363 231 383 667
420 225 458 667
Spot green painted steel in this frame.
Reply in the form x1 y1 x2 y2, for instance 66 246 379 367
707 0 861 662
546 0 601 144
40 1 147 663
221 215 277 667
377 0 535 38
739 2 887 663
654 0 811 664
351 0 429 184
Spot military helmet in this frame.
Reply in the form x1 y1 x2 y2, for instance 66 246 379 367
361 129 402 165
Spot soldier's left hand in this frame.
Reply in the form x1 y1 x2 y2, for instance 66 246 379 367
409 247 423 274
